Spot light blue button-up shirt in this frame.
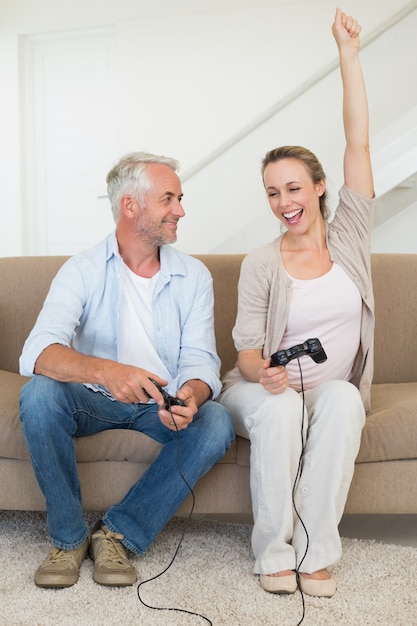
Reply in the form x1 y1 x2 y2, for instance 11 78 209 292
20 232 222 399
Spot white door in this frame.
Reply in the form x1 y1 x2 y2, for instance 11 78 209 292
23 28 117 255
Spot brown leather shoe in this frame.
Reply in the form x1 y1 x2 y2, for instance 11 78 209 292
89 521 137 586
34 538 89 588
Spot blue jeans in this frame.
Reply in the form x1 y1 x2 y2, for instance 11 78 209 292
20 375 234 555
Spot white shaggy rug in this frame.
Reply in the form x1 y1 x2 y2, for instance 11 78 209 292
1 511 416 626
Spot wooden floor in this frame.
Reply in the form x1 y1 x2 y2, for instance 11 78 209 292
339 514 417 547
198 514 417 548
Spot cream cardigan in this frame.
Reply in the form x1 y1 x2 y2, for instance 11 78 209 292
221 185 376 413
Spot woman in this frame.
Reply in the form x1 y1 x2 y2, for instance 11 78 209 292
220 8 374 598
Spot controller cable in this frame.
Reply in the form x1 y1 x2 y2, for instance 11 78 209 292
292 358 310 626
136 406 213 625
137 367 311 625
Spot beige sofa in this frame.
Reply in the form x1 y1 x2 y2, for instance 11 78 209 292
1 253 417 517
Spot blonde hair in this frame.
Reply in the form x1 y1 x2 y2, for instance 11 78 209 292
262 145 329 220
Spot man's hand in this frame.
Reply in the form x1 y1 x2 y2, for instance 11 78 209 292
157 384 196 431
102 363 168 404
34 344 208 431
34 344 167 405
158 379 211 431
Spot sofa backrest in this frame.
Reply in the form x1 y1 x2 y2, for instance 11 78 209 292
370 253 417 384
195 254 243 376
0 256 69 374
1 253 416 384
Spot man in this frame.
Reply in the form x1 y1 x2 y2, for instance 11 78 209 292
19 152 234 589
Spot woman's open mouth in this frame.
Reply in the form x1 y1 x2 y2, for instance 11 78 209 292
283 208 303 224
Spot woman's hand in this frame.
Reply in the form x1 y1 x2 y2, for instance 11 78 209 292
332 7 361 53
259 359 289 395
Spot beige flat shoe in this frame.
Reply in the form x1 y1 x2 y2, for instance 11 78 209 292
299 573 336 597
260 573 297 594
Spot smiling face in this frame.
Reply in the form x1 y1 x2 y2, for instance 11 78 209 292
263 158 326 234
132 162 185 246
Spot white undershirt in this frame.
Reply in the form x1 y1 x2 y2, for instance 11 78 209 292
118 263 171 381
279 263 361 390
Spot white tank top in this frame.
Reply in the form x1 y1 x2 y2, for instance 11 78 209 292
118 263 171 381
279 263 361 390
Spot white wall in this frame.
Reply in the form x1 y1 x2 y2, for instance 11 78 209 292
372 201 417 253
1 0 416 256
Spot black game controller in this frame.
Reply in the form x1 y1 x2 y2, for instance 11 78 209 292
147 378 186 410
270 338 327 367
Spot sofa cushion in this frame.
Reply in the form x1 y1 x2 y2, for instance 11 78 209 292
75 428 238 464
0 370 237 465
356 383 417 463
0 371 31 461
75 430 163 464
4 368 415 468
0 369 163 464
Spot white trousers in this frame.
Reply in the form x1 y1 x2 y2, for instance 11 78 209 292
219 379 365 574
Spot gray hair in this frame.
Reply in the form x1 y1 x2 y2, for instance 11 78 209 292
106 151 180 222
